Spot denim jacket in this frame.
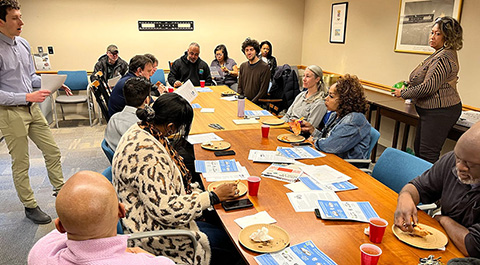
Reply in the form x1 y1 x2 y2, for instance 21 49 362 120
312 112 371 159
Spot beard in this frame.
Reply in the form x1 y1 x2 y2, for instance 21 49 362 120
457 171 480 185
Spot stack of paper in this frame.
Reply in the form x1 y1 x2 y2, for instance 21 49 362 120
244 110 272 117
186 133 223 145
300 165 351 183
261 164 303 183
248 150 294 163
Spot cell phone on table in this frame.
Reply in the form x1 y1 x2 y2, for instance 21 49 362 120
214 150 236 156
222 198 254 211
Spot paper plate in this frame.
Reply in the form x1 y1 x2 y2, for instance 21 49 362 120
262 119 285 126
221 91 237 97
239 224 290 253
201 141 231 151
277 134 305 143
392 224 448 250
207 181 248 197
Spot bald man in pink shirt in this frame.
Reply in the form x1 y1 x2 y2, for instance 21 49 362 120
28 171 174 265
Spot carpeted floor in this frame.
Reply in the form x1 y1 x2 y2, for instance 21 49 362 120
0 120 109 265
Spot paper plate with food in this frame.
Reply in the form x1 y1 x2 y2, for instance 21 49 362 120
239 224 290 253
277 134 305 143
201 141 231 151
392 223 448 250
262 118 285 126
207 181 248 197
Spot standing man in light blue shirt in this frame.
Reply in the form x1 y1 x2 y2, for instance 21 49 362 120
0 0 71 224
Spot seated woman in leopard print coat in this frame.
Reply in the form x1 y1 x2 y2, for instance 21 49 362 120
112 93 240 265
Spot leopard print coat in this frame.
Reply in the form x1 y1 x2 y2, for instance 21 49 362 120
112 124 212 265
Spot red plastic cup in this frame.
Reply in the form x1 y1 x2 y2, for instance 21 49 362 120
200 80 205 88
247 176 261 196
360 243 382 265
168 87 174 93
368 217 388 243
261 124 270 138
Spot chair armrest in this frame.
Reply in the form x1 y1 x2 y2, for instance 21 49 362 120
345 159 372 169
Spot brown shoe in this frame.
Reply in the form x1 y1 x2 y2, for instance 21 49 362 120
25 206 52 224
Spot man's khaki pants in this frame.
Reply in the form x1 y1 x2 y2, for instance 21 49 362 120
0 104 64 208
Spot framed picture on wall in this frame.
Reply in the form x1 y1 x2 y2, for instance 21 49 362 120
329 2 348 44
394 0 463 54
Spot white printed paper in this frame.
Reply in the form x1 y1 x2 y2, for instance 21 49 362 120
232 119 259 125
200 108 215 113
186 133 223 145
174 80 198 103
107 75 121 87
203 164 250 182
286 190 340 212
248 150 294 164
41 74 67 93
284 182 311 192
316 200 379 222
301 165 351 183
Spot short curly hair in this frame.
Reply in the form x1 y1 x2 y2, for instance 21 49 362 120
434 16 463 50
334 74 369 118
0 0 20 21
241 38 260 55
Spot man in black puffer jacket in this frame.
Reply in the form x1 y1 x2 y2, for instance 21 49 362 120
90 44 128 83
168 42 212 88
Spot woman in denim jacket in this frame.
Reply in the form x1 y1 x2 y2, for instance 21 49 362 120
300 74 371 159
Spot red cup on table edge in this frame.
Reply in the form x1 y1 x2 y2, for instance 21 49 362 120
261 124 270 138
168 87 174 93
360 243 382 265
247 176 261 196
200 80 205 88
368 217 388 243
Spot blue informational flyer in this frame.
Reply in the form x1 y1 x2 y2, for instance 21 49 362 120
191 103 202 109
299 176 357 192
255 240 337 265
316 200 379 222
194 159 238 173
195 87 213 92
277 146 325 159
245 110 272 117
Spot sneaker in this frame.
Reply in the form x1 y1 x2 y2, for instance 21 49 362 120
25 206 52 224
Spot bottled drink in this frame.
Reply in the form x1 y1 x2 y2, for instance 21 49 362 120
237 95 245 117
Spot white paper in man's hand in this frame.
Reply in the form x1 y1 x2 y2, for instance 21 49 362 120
174 80 198 103
41 74 67 93
108 75 121 87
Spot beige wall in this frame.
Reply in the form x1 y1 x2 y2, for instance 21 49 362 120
302 0 479 108
20 0 305 71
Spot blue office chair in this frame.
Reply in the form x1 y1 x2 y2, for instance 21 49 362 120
101 139 115 164
372 147 432 193
54 70 93 128
100 166 197 263
150 69 166 85
368 127 381 159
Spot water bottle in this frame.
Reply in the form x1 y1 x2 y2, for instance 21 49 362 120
237 95 245 117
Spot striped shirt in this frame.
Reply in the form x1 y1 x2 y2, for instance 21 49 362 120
401 48 461 109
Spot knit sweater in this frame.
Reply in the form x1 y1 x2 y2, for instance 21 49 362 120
401 48 461 109
237 60 271 104
112 124 212 265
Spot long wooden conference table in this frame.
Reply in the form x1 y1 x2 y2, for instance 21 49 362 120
190 85 287 135
194 128 464 264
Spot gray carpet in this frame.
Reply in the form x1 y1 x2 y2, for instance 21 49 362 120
0 120 109 265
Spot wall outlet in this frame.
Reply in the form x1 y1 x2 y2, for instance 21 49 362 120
37 46 43 53
47 46 54 54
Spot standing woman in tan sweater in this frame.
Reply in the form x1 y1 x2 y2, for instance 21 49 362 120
393 16 463 163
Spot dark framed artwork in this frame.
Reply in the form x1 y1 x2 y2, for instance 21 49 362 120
329 2 348 44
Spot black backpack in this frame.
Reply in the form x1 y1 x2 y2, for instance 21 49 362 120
266 64 300 114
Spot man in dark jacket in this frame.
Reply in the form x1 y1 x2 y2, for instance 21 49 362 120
108 55 153 117
167 42 212 88
90 44 128 83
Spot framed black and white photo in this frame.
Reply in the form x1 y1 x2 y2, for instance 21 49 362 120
394 0 463 54
329 2 348 44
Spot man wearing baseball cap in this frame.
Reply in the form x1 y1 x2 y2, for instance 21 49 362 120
90 44 128 83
